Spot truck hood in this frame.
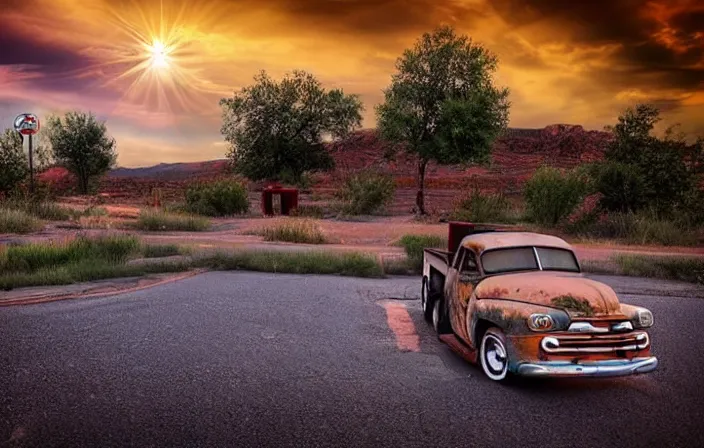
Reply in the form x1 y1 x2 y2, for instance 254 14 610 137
474 271 621 317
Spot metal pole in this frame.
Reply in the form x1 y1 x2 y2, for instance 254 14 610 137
28 133 35 196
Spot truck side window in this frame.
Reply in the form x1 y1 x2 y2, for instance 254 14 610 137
461 252 478 274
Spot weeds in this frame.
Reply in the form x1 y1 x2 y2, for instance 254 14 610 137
395 234 447 272
134 210 211 232
142 244 183 258
0 208 44 234
450 190 519 224
258 219 327 244
185 180 249 217
195 250 383 278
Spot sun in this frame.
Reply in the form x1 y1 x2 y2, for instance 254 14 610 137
149 39 170 69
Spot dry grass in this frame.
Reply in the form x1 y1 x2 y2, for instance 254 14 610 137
258 219 327 244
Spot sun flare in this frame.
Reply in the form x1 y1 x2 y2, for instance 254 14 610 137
149 39 170 69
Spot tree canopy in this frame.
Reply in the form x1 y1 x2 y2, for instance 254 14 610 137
220 70 363 183
376 25 510 214
46 111 117 194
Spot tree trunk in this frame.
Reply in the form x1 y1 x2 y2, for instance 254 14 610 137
416 159 428 215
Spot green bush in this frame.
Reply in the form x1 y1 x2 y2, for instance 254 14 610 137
135 210 211 231
0 208 43 234
336 170 395 215
450 190 518 223
185 180 249 217
259 219 326 244
524 166 588 226
592 162 646 212
396 234 447 272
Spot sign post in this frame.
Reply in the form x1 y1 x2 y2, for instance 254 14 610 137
13 113 40 195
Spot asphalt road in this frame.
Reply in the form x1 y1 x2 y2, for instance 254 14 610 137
1 272 703 448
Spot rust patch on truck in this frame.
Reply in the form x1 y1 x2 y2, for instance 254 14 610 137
551 295 595 317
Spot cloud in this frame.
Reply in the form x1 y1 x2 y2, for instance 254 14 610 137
0 0 701 166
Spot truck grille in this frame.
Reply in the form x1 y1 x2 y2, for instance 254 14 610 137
541 332 649 354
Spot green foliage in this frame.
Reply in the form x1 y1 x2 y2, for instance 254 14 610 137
376 25 510 214
46 111 117 194
336 170 396 215
258 219 327 244
220 70 362 183
0 128 28 195
450 190 517 223
135 210 211 232
569 211 699 247
601 104 697 215
196 250 384 278
0 208 43 234
396 234 447 272
185 180 249 216
524 167 588 226
0 235 140 274
142 244 183 258
591 162 646 212
611 254 704 285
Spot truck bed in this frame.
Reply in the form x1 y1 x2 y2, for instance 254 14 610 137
423 248 453 276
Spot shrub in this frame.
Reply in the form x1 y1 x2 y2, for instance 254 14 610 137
135 210 211 231
259 219 326 244
0 208 43 234
450 190 517 223
336 170 395 215
396 234 447 272
591 161 646 212
524 166 588 226
185 180 249 217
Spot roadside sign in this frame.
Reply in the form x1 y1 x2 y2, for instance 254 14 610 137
13 113 40 136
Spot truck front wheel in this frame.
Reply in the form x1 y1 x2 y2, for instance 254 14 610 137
480 327 510 382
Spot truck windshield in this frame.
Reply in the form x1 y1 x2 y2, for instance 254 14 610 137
481 247 580 274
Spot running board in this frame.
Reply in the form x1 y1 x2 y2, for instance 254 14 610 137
439 334 478 364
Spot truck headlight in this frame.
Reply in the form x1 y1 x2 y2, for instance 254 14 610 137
635 309 654 328
528 313 554 332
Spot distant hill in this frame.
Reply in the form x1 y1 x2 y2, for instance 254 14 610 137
109 160 230 180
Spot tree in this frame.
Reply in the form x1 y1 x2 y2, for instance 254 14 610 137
376 25 510 214
598 104 695 214
0 128 28 195
46 111 117 194
220 70 363 183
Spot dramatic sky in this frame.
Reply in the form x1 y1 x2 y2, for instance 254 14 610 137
0 0 702 167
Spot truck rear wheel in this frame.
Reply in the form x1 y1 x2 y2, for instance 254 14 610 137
421 277 433 322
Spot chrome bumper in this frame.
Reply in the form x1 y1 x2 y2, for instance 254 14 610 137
516 357 658 378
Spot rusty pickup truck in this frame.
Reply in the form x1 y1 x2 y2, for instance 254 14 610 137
421 223 658 382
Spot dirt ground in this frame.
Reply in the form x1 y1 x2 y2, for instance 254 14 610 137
4 201 703 264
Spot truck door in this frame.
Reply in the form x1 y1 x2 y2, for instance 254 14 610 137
445 248 468 337
455 250 480 342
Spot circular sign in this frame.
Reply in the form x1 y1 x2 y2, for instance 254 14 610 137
13 113 40 136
